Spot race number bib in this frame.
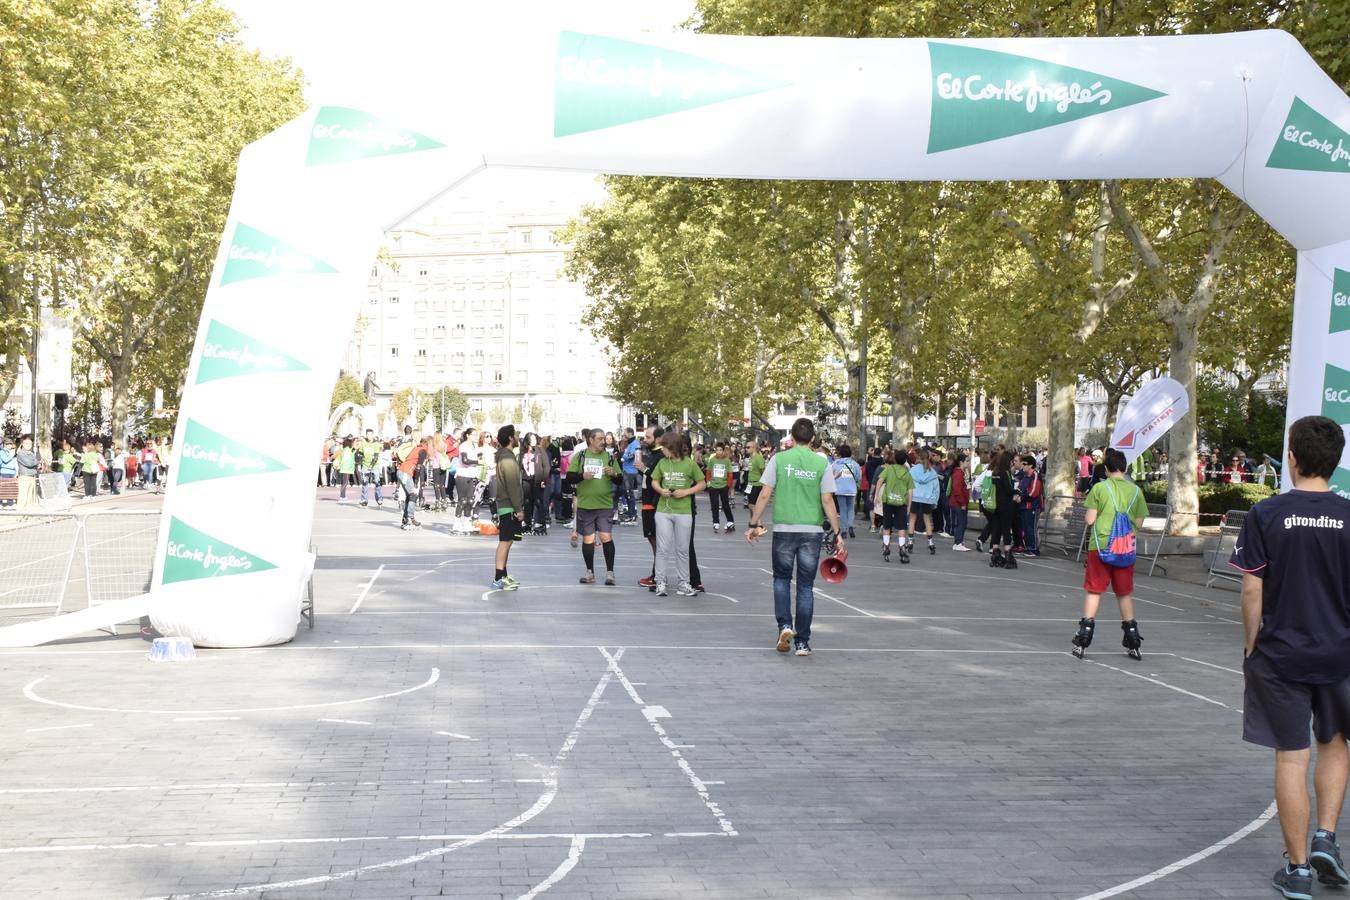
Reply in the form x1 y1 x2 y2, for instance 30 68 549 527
712 464 727 480
584 458 604 478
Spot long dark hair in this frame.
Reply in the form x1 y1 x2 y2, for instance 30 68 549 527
991 450 1014 474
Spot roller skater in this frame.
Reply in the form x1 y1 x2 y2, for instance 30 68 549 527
1073 449 1148 661
1071 617 1094 659
872 450 912 566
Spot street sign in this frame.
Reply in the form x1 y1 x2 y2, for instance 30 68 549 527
974 420 986 435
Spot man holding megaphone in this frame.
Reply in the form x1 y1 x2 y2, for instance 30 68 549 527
746 418 843 658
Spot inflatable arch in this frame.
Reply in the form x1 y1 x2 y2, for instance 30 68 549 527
136 28 1349 647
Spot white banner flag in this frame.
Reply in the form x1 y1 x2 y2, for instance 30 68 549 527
1111 377 1191 464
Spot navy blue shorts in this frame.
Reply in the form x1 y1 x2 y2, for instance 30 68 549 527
1243 649 1350 751
881 503 907 532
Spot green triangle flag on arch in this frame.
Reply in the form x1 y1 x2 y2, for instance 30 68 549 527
1323 364 1350 425
554 31 791 137
1267 98 1350 174
177 420 289 486
926 42 1167 153
220 223 337 285
161 517 278 585
1332 269 1350 335
1332 466 1350 501
306 106 445 166
195 319 309 385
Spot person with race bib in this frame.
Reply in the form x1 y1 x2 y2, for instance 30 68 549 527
705 442 736 535
358 428 384 508
746 417 841 658
567 428 622 586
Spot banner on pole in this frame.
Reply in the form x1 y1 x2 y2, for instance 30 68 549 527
1111 377 1190 464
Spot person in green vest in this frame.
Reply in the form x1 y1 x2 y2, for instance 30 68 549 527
335 436 356 504
747 442 768 509
567 428 622 586
747 418 842 658
650 430 706 597
872 449 914 564
706 442 736 534
79 441 102 499
58 440 77 489
358 428 384 507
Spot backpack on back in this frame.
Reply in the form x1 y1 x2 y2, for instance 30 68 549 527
1094 482 1141 568
979 471 995 511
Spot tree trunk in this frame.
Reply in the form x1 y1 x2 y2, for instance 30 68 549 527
1167 317 1202 535
108 353 135 445
889 391 915 446
0 354 18 420
1104 387 1125 438
846 350 866 450
1045 370 1078 500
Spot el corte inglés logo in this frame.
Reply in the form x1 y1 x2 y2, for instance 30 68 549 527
926 42 1166 153
1332 269 1350 335
220 223 337 285
554 31 791 137
1267 97 1350 174
306 106 445 166
161 517 277 585
177 419 289 486
196 320 309 385
1323 364 1350 424
1332 466 1350 501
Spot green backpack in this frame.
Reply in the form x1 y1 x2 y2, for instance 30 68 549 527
979 471 996 511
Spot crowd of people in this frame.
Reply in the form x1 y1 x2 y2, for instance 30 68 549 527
0 434 169 510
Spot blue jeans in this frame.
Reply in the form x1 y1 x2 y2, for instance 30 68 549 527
771 531 822 644
359 469 383 504
949 505 969 544
835 493 856 529
1020 509 1040 554
396 471 417 523
622 472 640 517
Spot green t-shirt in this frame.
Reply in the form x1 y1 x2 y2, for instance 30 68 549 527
748 452 766 486
707 455 732 489
337 447 356 475
80 450 102 472
877 463 914 506
358 440 382 469
1083 477 1148 549
60 450 76 472
764 446 830 527
651 456 704 515
568 449 617 510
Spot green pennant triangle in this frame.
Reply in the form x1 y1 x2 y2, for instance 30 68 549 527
1323 364 1350 425
1332 466 1350 501
161 517 277 585
195 319 310 385
926 42 1167 153
1332 269 1350 335
554 31 791 137
220 223 337 285
177 419 289 485
1267 97 1350 174
306 106 446 166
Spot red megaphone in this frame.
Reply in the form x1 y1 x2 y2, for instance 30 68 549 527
820 544 848 584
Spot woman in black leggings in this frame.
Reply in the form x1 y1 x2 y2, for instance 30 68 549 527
989 450 1018 570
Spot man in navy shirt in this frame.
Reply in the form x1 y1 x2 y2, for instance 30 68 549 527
1232 415 1350 900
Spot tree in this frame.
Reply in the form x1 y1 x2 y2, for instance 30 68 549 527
330 374 367 415
528 401 546 433
1196 374 1287 461
429 386 470 433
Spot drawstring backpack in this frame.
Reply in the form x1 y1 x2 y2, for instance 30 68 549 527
1094 481 1141 567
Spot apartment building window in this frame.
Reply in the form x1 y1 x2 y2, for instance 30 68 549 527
416 348 427 359
489 352 504 366
471 297 484 311
452 297 466 310
368 296 378 305
389 346 399 358
432 354 445 365
432 298 446 311
470 325 485 339
451 352 465 367
414 300 427 313
389 295 399 304
433 325 446 339
490 322 505 338
513 369 526 385
418 266 428 277
493 371 504 383
413 328 426 339
453 323 465 335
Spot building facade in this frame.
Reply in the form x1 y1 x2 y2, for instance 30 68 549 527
344 169 629 437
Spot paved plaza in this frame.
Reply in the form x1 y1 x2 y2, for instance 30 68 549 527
0 490 1289 898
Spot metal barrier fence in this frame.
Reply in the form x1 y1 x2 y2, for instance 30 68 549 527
1038 494 1169 576
0 509 314 635
1205 509 1248 588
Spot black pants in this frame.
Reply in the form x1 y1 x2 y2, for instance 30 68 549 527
978 505 995 543
991 506 1016 547
748 485 763 509
708 486 733 525
82 473 98 497
689 503 701 586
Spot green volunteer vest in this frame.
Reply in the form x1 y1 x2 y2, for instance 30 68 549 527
771 446 828 526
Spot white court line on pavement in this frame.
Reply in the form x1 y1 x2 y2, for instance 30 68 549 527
0 778 513 796
22 667 440 715
24 723 93 733
1085 658 1239 713
1179 655 1244 675
172 717 240 723
435 731 479 741
143 653 620 899
355 609 1238 626
1076 801 1277 900
518 835 586 900
599 647 737 836
349 564 384 614
318 718 372 726
757 567 876 617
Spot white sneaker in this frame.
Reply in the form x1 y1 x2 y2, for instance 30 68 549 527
655 582 668 597
952 543 971 552
712 523 721 534
675 583 698 596
776 626 794 653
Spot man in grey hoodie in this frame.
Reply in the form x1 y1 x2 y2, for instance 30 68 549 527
15 435 40 512
491 424 525 592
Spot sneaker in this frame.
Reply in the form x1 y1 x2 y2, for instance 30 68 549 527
692 583 705 593
655 582 668 597
579 572 596 585
975 539 984 553
952 543 971 552
360 500 369 507
712 523 721 534
725 524 735 535
676 583 698 597
401 522 414 531
776 627 795 653
489 577 519 592
1273 862 1314 900
638 576 656 588
1312 832 1349 886
604 572 616 586
898 548 910 565
502 575 521 589
928 539 936 555
376 500 384 507
410 519 422 529
794 642 812 657
882 546 891 563
848 527 856 539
